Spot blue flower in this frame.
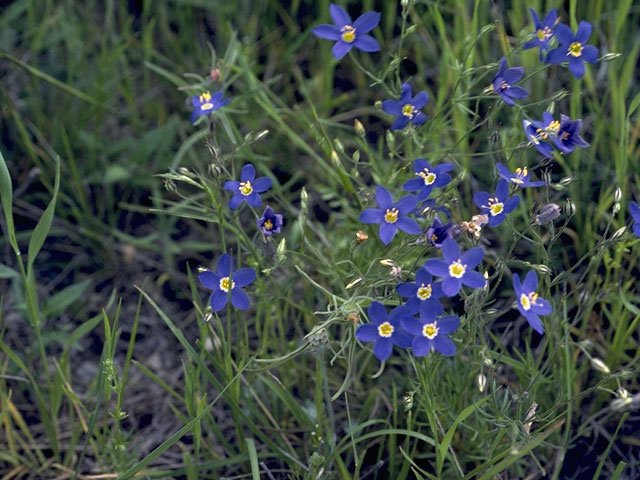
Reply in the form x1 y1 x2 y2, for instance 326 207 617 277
311 4 381 60
402 158 454 200
473 180 521 227
198 254 256 311
424 238 486 297
190 91 230 123
355 302 413 361
401 310 460 357
513 271 552 334
496 163 545 188
359 186 421 245
396 268 444 316
382 83 429 130
546 21 598 79
257 206 283 236
522 8 557 59
425 216 454 248
630 202 640 238
223 164 273 210
492 58 529 106
522 112 558 158
553 114 590 154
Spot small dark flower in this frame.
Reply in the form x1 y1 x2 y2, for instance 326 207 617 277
473 180 521 227
535 203 561 225
190 91 230 123
402 158 454 200
355 302 413 361
311 4 381 60
513 271 552 334
257 206 283 236
522 8 557 59
401 310 460 357
492 58 529 106
396 268 444 316
630 202 640 238
382 83 429 130
424 238 486 296
546 21 598 79
496 163 545 188
198 254 256 311
223 164 273 210
359 186 421 245
553 114 590 154
425 216 454 248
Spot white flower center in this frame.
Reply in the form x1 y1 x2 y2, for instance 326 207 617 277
422 322 439 339
378 321 394 338
449 260 466 278
220 276 235 292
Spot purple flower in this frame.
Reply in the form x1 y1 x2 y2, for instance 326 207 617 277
382 83 429 130
522 8 557 60
492 58 529 106
401 310 459 357
355 302 413 361
553 115 590 154
496 163 545 188
546 21 598 79
425 216 454 248
257 206 283 236
198 254 256 311
396 268 444 316
359 186 421 245
311 4 381 60
473 180 521 227
630 202 640 238
402 158 454 200
513 271 552 334
190 91 230 123
522 111 559 158
424 238 486 297
223 164 273 210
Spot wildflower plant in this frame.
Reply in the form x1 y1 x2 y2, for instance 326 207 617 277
359 186 421 245
382 83 429 130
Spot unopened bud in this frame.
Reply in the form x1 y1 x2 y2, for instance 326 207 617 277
535 203 561 225
276 237 286 257
330 150 340 166
354 119 365 137
591 358 610 374
208 163 221 177
255 129 269 141
404 24 417 36
203 312 214 323
564 199 576 217
352 150 360 162
601 52 622 62
356 230 368 243
559 177 574 186
386 130 395 149
476 373 487 393
535 264 552 275
380 259 395 267
612 226 627 240
613 203 621 214
334 139 344 154
614 187 622 202
345 277 363 289
300 187 308 209
163 179 177 193
178 167 193 177
390 266 402 278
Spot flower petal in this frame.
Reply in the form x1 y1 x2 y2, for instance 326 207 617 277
329 3 351 27
401 316 423 335
412 91 429 110
436 315 460 335
461 246 484 269
528 7 541 28
229 193 244 210
512 273 522 293
359 208 384 224
424 259 449 278
373 338 393 361
461 271 486 289
505 86 529 99
495 179 509 200
524 312 544 334
433 336 456 356
554 23 574 45
241 164 255 182
392 329 413 348
223 180 240 192
568 56 585 79
503 67 524 84
210 290 228 311
396 282 417 298
395 194 418 214
231 288 251 310
412 112 428 126
630 202 640 222
441 238 461 262
355 323 378 342
312 24 342 40
532 298 552 315
368 302 387 324
252 177 273 193
523 270 538 292
496 163 511 181
217 254 234 276
353 11 380 33
412 337 432 356
391 116 410 130
332 40 353 60
441 277 461 296
546 47 568 65
575 20 592 44
246 192 262 208
382 100 402 116
397 217 422 235
581 44 598 63
399 83 412 104
415 269 433 285
232 267 255 287
634 222 640 238
375 185 394 209
379 222 397 245
198 270 220 290
353 34 380 52
474 191 491 209
403 177 425 192
503 195 521 214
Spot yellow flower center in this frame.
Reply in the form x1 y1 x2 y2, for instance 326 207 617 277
568 42 583 57
417 283 432 300
341 25 356 43
500 80 509 91
239 181 253 196
490 202 504 216
384 208 399 224
511 167 527 184
536 27 552 41
422 322 439 339
378 321 394 338
418 169 436 185
264 219 273 230
449 260 466 278
520 292 539 311
201 103 214 110
546 120 560 135
219 276 235 292
402 104 416 118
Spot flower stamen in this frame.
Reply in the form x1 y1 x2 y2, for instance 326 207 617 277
341 25 356 43
384 208 399 224
220 276 235 292
568 42 583 57
417 283 432 300
418 168 437 185
239 181 253 196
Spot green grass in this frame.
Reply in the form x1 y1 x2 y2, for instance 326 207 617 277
1 0 639 478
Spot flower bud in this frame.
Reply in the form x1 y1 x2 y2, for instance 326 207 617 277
601 52 622 62
591 357 610 374
379 259 395 267
559 177 574 186
334 139 344 154
163 179 177 193
356 230 368 243
612 226 627 240
535 203 561 225
345 277 362 289
614 187 622 202
476 373 487 393
330 150 340 166
354 119 365 137
564 199 576 217
352 150 360 162
535 264 553 275
390 266 402 278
